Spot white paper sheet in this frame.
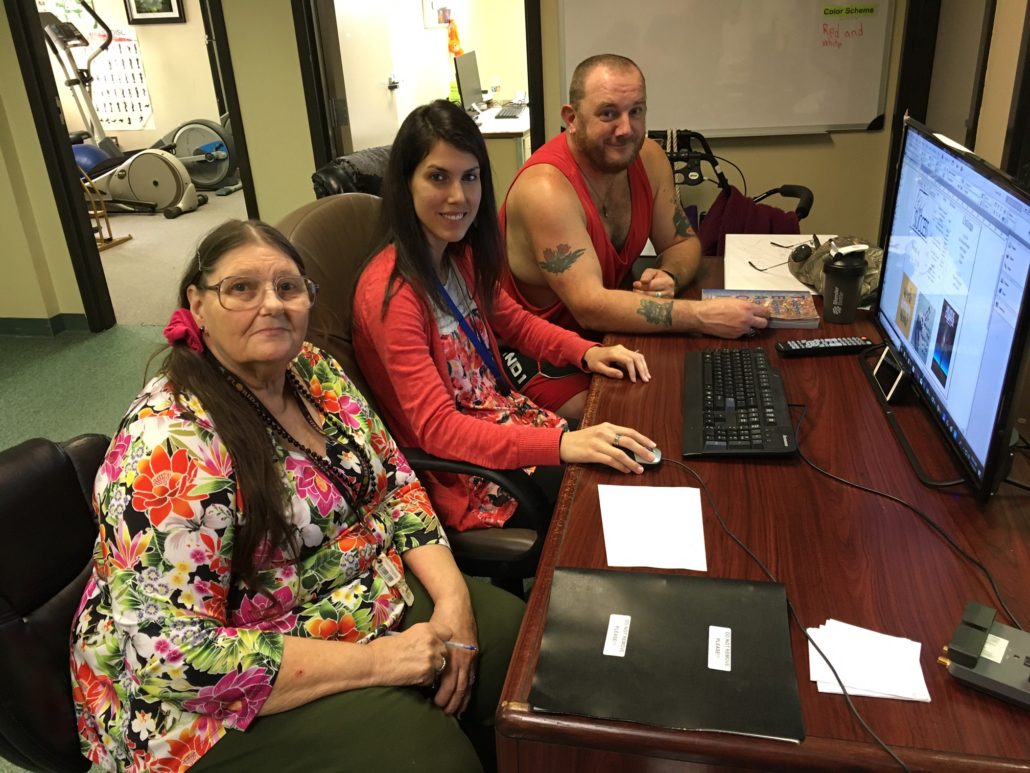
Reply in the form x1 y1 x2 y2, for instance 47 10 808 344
597 485 706 571
724 234 837 292
807 619 931 702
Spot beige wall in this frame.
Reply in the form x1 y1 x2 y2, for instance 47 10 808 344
975 0 1028 166
925 0 989 143
220 0 316 224
464 1 529 102
1 9 83 321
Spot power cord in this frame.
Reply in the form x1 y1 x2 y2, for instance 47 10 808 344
790 403 1023 632
713 154 747 196
661 454 911 772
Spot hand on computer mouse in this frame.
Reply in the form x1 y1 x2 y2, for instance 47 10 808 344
558 422 657 474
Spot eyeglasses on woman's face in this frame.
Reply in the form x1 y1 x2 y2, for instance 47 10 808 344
199 274 319 311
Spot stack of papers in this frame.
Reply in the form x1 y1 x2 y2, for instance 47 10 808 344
806 619 931 701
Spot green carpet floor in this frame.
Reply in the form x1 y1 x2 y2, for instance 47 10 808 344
0 325 165 451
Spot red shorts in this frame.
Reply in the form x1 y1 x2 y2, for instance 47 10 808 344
498 347 590 413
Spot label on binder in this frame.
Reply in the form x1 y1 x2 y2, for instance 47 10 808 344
708 625 732 671
603 614 632 657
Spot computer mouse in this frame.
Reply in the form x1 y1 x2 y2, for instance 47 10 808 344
633 447 662 465
789 243 813 262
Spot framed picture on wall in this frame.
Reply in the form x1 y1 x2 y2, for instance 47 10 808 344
123 0 186 25
422 0 451 28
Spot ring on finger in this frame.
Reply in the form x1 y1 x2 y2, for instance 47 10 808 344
437 656 447 675
612 433 623 447
654 291 664 298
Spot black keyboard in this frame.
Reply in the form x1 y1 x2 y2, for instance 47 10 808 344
682 347 797 457
496 103 526 119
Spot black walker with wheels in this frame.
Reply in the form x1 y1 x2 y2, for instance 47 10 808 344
649 129 814 255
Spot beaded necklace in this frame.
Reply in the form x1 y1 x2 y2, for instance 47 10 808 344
219 362 374 508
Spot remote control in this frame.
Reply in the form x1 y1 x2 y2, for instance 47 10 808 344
775 336 873 357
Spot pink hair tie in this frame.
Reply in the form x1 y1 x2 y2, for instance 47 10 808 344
163 308 204 353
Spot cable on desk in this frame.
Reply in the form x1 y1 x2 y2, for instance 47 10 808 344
790 404 1024 632
1003 476 1030 492
662 454 911 773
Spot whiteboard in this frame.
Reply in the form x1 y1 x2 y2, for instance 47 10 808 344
559 0 894 136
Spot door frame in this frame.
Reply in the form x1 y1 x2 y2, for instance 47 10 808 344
6 0 115 332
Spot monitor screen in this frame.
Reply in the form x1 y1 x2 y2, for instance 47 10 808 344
454 51 484 113
877 117 1030 496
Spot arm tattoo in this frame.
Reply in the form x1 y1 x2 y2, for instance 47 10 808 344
671 196 693 238
637 298 673 327
538 243 585 274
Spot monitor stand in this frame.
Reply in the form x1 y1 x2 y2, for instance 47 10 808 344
859 345 966 490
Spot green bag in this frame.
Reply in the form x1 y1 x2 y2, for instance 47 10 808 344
787 236 883 305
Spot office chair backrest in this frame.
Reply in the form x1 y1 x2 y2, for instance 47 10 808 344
277 192 383 402
0 434 109 773
311 145 392 199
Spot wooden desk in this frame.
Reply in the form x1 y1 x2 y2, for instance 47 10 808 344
496 259 1030 772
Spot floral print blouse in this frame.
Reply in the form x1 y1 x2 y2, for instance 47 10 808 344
433 269 567 530
70 343 446 772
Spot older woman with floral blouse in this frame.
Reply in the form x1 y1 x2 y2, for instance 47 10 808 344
70 219 523 772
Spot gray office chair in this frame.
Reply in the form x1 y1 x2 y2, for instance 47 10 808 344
276 193 549 595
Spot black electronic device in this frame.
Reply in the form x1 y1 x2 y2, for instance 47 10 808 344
871 346 908 402
939 602 1030 710
453 50 485 114
775 336 872 357
874 117 1030 499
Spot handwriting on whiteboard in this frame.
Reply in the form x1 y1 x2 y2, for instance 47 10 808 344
822 5 877 49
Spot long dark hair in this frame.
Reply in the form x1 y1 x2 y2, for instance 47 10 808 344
163 219 307 589
374 99 504 318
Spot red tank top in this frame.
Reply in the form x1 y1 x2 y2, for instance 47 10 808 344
498 133 653 338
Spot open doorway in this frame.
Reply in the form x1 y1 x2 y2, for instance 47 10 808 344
40 0 247 325
9 0 254 330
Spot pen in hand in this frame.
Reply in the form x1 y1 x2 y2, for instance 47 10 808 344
382 629 479 653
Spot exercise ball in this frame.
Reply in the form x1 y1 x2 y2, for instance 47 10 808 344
73 144 110 176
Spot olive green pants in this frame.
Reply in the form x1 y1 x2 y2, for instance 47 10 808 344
191 574 525 773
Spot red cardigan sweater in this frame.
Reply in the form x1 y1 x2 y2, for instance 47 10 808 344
352 245 594 528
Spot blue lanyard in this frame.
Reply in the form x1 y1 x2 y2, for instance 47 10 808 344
432 272 511 396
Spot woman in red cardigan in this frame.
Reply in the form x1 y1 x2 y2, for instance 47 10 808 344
353 100 657 532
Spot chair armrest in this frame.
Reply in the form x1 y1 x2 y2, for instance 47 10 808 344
399 447 551 536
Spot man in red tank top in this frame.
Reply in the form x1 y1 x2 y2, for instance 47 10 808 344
499 54 770 416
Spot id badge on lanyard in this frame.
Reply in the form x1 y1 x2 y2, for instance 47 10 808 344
374 551 414 605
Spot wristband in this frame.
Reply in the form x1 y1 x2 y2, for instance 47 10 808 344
655 267 678 291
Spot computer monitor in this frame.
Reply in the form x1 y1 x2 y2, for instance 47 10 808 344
876 116 1030 498
454 51 484 113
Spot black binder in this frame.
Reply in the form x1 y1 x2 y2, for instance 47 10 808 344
530 567 805 742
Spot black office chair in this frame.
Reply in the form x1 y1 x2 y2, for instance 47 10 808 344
311 145 392 199
276 193 549 596
0 434 109 773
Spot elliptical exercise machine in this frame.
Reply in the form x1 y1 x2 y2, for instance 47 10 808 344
41 3 235 217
